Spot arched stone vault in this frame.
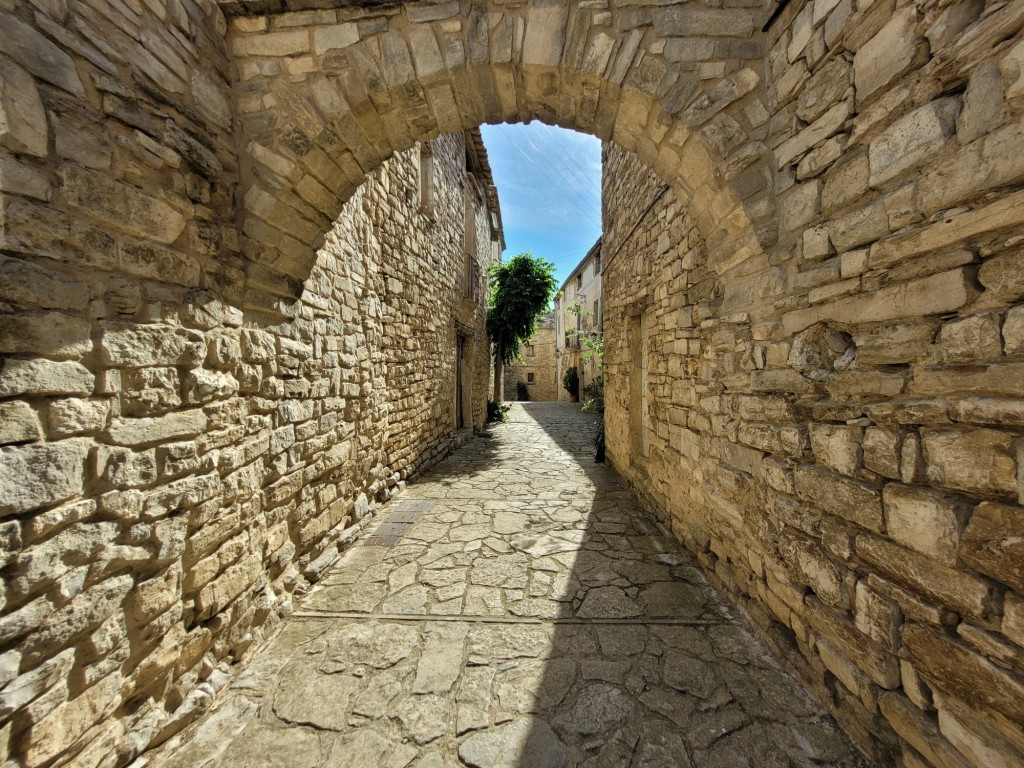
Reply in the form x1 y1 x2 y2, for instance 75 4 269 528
224 1 776 316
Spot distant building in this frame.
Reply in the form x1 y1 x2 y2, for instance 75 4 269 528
504 312 558 401
555 238 603 402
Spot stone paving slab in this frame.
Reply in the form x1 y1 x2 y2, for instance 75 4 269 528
148 403 871 768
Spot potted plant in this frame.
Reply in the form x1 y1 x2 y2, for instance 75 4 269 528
563 366 579 403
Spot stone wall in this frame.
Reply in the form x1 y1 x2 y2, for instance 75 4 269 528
0 0 497 753
503 313 558 401
602 1 1024 764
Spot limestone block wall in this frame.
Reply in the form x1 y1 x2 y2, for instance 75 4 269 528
602 1 1024 764
503 315 558 401
0 0 496 758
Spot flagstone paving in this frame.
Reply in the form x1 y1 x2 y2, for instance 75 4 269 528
148 403 870 768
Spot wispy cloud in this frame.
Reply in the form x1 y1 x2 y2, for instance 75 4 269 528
481 123 602 284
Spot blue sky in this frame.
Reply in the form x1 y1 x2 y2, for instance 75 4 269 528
480 123 602 289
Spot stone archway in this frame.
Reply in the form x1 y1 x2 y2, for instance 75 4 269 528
3 0 1024 765
225 1 776 318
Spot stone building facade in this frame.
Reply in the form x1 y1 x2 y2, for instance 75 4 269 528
1 1 1023 766
555 238 603 402
503 312 557 401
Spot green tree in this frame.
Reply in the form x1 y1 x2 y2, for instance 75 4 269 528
487 253 558 401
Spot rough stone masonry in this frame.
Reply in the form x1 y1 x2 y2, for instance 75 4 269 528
1 0 1023 767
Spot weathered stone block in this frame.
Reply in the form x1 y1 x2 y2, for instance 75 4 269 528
48 399 108 438
852 320 936 365
242 329 276 363
22 670 124 767
657 6 755 38
797 136 845 180
195 556 261 620
736 421 807 458
920 120 1024 216
960 501 1024 593
0 401 41 445
903 624 1024 728
922 427 1017 497
935 691 1024 768
939 313 1003 363
809 423 862 476
882 483 969 564
775 100 851 170
0 155 50 201
100 323 205 368
958 60 1005 145
1003 306 1024 355
853 6 922 103
913 362 1024 399
1005 592 1024 649
0 58 47 157
805 595 899 688
856 534 995 619
826 198 888 252
312 23 358 54
780 180 821 231
878 692 966 768
130 565 182 623
183 369 239 405
107 409 208 447
0 439 89 516
61 166 186 245
949 397 1024 427
95 446 158 489
980 252 1024 302
10 520 117 599
822 153 869 214
783 269 976 337
781 530 850 609
0 255 90 313
868 98 958 188
794 465 883 532
235 29 309 57
0 313 93 359
120 368 181 417
871 190 1024 269
797 57 851 124
854 580 900 651
863 427 900 478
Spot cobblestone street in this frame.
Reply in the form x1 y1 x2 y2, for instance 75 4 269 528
150 403 868 768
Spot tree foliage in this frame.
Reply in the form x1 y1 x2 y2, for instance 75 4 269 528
487 252 558 366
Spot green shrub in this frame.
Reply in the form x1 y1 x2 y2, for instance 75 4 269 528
487 400 510 423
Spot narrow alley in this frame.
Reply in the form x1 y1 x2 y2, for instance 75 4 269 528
149 403 868 768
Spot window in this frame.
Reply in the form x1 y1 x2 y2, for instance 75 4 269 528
576 274 582 291
527 372 535 383
594 254 601 275
463 192 480 301
463 254 480 301
526 345 535 357
419 144 434 214
464 193 477 256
